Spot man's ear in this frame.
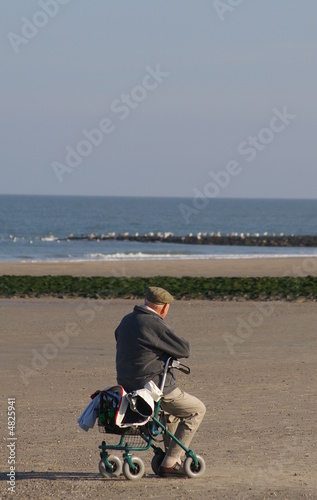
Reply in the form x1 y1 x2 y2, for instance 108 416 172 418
162 303 169 316
159 304 166 316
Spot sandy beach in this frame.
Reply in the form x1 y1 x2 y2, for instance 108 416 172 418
0 259 316 499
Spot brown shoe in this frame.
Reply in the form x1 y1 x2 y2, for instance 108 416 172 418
158 462 185 477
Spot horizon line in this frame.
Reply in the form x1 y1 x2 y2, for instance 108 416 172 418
1 193 317 201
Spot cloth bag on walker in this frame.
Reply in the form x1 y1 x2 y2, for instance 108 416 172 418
99 385 155 429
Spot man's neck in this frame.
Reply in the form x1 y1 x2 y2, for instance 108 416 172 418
143 304 161 317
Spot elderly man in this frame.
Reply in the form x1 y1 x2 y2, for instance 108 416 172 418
115 286 206 477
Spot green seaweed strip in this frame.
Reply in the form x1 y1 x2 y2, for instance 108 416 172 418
0 275 316 300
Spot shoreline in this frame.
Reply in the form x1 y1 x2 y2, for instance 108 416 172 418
0 256 317 277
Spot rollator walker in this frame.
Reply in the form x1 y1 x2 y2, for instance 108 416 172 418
97 357 206 480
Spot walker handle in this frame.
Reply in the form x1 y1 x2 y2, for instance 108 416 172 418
160 357 190 392
171 359 191 375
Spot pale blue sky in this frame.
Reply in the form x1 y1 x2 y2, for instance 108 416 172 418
1 0 316 197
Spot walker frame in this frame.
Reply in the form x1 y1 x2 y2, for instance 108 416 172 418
97 357 206 480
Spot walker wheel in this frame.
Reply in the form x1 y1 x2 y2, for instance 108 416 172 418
184 455 206 478
151 449 165 475
99 455 122 478
122 456 145 480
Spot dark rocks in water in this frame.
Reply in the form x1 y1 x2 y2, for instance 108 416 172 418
62 233 317 247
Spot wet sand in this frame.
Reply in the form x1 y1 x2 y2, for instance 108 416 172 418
1 256 317 278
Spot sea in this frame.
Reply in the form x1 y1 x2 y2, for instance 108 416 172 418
0 195 316 263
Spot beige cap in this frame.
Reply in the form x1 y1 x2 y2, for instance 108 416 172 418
146 286 174 305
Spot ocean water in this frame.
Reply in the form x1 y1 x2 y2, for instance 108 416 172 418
0 195 316 262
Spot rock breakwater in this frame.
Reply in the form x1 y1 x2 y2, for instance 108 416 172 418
61 233 317 247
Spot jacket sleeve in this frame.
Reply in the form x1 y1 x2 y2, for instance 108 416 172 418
155 325 190 359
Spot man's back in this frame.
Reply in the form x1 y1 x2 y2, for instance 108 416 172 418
115 305 190 394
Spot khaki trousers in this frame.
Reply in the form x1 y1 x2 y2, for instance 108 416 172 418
161 387 206 461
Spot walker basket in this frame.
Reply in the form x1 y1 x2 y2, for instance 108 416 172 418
98 422 150 449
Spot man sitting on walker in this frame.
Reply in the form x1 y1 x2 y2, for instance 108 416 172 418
115 286 206 477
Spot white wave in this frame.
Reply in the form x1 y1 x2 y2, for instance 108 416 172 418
16 251 317 263
81 252 317 262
